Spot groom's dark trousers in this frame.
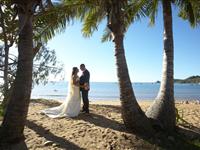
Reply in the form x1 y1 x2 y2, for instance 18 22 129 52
80 69 90 113
81 90 89 113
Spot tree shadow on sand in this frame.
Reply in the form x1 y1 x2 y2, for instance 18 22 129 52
31 99 61 107
30 100 200 149
75 105 200 150
26 120 85 150
76 112 128 132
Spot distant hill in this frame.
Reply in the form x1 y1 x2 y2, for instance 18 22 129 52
174 76 200 83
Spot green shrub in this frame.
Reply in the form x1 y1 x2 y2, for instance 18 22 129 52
192 139 200 147
176 107 190 125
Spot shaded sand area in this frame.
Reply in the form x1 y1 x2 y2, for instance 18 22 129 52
1 99 200 149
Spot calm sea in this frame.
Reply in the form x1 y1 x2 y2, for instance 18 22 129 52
31 81 200 101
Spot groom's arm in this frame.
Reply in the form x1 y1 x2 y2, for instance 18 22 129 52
83 71 90 90
85 70 90 83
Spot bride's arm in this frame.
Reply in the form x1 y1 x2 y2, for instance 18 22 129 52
72 76 79 86
72 76 87 88
72 75 84 87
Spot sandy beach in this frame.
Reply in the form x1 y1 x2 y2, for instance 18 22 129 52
1 99 200 149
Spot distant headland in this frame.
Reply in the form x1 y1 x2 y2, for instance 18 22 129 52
174 76 200 84
155 76 200 84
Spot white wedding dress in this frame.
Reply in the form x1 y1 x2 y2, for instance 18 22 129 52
41 77 81 118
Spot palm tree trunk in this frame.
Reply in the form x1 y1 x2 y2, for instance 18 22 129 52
113 33 153 134
146 0 176 132
107 0 153 135
0 8 34 144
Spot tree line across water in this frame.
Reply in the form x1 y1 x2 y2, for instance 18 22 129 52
174 76 200 83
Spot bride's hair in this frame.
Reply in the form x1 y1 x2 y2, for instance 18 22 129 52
72 67 78 76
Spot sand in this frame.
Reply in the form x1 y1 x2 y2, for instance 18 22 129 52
1 99 200 149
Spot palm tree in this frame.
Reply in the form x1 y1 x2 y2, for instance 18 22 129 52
78 0 154 134
0 0 40 145
0 0 83 146
145 0 198 131
104 0 153 133
35 0 154 134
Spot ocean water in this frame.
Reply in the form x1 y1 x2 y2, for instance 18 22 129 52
31 82 200 101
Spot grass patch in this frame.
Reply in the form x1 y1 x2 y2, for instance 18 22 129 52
191 139 200 147
173 108 200 149
175 107 189 125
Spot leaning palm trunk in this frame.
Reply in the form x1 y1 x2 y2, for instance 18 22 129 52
0 7 34 144
146 0 176 132
107 0 153 134
113 33 153 134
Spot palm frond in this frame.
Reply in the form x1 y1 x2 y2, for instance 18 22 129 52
126 0 159 27
101 27 112 42
177 1 195 27
125 0 149 29
176 0 199 27
34 1 88 43
81 6 106 37
146 0 159 26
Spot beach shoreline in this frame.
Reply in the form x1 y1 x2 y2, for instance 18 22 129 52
31 98 200 106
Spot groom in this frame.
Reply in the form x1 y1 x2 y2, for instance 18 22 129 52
80 64 90 113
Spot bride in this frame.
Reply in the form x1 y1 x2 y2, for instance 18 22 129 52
41 67 81 118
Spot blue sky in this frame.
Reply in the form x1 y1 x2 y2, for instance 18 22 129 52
47 6 200 82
